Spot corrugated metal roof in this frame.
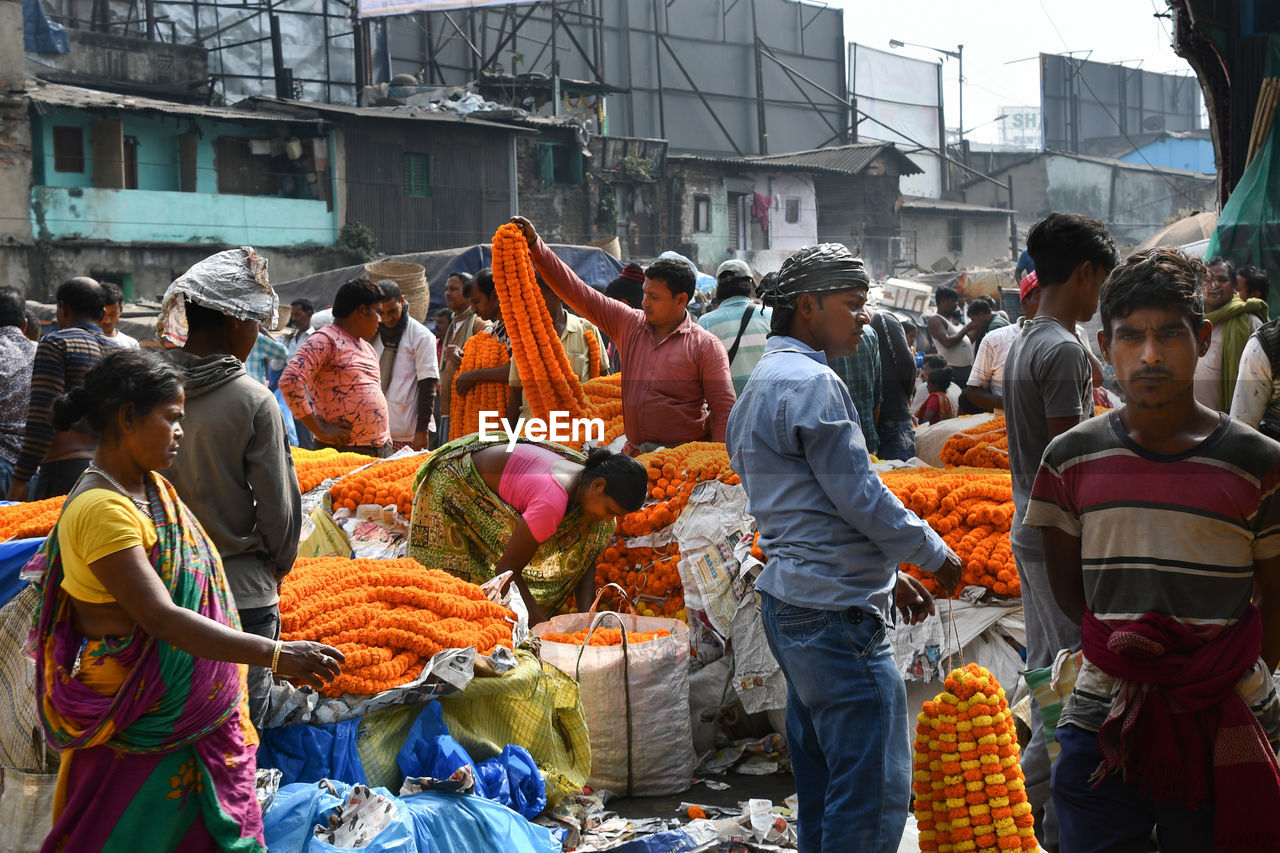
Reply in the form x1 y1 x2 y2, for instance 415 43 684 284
670 143 923 177
25 79 321 126
900 196 1014 216
235 96 533 132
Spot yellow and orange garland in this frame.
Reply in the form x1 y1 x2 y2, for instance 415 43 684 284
914 664 1039 852
0 495 66 541
879 467 1018 598
291 447 372 493
280 557 515 698
491 223 588 422
448 331 511 440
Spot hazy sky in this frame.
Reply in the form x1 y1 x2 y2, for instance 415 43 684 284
835 0 1197 144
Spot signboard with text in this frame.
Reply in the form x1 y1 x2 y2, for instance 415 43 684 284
998 106 1041 149
358 0 533 20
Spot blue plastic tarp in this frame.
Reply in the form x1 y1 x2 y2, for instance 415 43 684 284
262 781 560 853
258 718 368 788
0 500 41 608
23 0 68 53
273 244 625 321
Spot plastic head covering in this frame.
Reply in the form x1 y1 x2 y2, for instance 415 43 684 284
759 243 870 308
157 247 277 345
1019 270 1040 302
659 250 717 294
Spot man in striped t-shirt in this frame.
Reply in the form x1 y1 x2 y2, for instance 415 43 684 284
1025 248 1280 852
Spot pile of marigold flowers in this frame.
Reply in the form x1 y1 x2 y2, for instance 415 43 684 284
491 223 589 422
941 416 1009 470
913 663 1038 852
449 331 511 440
280 557 515 698
0 496 66 541
879 467 1018 597
541 627 673 646
582 374 625 446
291 447 372 492
593 442 741 615
328 453 430 517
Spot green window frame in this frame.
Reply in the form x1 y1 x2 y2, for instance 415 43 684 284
403 152 430 197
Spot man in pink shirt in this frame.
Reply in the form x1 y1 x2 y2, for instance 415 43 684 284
280 277 392 457
511 217 736 454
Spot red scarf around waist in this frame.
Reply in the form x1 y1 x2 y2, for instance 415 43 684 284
1080 605 1280 851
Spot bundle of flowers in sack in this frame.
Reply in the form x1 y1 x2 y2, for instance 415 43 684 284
328 454 430 517
449 331 511 440
914 663 1039 852
594 541 687 618
541 626 672 646
0 496 66 541
279 557 515 697
491 222 589 421
292 447 376 493
941 417 1009 470
879 467 1018 598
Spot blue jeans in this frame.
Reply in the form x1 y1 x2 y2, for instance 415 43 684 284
758 592 910 853
876 419 916 461
1053 723 1211 853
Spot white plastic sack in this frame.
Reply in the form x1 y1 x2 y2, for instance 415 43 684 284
158 247 277 345
534 611 695 797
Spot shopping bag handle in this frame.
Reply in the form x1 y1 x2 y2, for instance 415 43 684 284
586 578 634 617
574 609 635 797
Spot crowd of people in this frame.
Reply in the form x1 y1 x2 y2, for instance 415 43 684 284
5 213 1280 852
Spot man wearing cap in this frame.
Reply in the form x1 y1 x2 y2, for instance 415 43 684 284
965 272 1042 411
697 260 772 396
726 243 962 852
159 247 302 728
510 217 736 454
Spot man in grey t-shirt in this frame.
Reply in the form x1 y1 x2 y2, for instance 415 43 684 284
1003 212 1116 850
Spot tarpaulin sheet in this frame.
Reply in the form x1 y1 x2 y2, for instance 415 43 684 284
273 244 625 322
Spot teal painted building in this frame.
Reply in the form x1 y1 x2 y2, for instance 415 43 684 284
28 81 340 247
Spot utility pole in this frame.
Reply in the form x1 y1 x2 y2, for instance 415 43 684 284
750 0 768 154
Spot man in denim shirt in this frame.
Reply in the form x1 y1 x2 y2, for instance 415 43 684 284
727 243 961 853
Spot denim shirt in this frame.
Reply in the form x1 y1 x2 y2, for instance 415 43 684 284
726 336 951 620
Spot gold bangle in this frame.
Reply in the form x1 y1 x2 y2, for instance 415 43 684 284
271 640 283 675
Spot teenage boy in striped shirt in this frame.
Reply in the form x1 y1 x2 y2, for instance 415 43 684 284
1025 248 1280 852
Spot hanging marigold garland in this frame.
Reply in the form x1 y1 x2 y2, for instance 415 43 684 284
491 223 588 422
914 663 1039 852
584 327 604 380
448 331 511 440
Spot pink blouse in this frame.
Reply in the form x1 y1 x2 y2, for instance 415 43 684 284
498 444 570 542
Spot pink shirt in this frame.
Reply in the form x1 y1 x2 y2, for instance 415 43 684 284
498 444 570 542
279 324 390 448
531 239 736 447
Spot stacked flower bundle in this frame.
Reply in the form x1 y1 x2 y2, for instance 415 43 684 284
291 447 372 493
448 332 511 440
582 374 624 446
941 417 1010 470
328 454 429 517
913 663 1039 852
279 557 515 698
541 627 672 646
879 467 1018 597
0 496 66 541
593 443 739 614
491 223 589 421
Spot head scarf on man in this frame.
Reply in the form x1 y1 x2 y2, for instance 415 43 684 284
157 247 278 345
759 243 870 308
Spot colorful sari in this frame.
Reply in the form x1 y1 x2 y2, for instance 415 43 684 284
407 435 616 613
31 473 266 853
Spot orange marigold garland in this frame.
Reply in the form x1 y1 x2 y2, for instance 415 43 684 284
449 331 511 440
491 223 587 422
291 447 372 493
879 467 1017 598
280 556 515 697
0 496 67 541
584 327 604 380
541 627 672 646
941 416 1010 470
913 663 1039 852
582 374 625 446
328 454 430 517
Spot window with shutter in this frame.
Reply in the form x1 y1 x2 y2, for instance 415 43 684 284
403 153 430 197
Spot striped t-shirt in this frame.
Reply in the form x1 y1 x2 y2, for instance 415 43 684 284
1025 410 1280 738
